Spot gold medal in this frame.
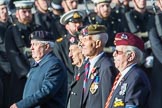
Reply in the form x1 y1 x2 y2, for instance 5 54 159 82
90 83 98 94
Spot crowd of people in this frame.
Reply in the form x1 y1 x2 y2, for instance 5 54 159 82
0 0 162 108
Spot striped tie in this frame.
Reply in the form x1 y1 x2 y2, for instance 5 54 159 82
105 73 121 108
83 62 90 92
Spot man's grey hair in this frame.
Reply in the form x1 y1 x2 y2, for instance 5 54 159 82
125 46 144 64
39 41 55 48
92 33 108 47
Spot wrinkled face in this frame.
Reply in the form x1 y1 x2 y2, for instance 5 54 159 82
80 35 98 58
16 9 32 24
95 2 111 18
0 5 8 22
69 44 83 66
133 0 146 9
36 0 50 11
113 45 130 71
30 40 47 61
65 21 83 35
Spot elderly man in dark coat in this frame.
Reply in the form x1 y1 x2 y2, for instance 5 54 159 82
10 30 68 108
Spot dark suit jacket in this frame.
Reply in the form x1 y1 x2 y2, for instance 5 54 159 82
83 53 117 108
53 34 75 85
108 65 151 108
148 15 162 108
16 52 68 108
68 65 85 108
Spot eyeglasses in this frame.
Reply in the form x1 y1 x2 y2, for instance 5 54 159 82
114 50 124 55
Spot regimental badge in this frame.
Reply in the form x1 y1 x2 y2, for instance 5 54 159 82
90 76 99 94
69 37 75 43
73 12 81 19
113 98 124 107
119 83 127 96
121 34 128 40
90 82 98 94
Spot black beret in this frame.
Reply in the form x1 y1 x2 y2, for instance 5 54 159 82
30 31 55 41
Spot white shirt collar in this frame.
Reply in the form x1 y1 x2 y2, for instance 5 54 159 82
88 52 104 78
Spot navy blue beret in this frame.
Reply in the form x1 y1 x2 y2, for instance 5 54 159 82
30 31 55 41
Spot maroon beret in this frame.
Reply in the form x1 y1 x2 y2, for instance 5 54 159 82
114 32 144 51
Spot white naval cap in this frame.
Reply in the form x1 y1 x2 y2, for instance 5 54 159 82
0 0 7 5
60 9 85 25
13 0 34 9
91 0 111 4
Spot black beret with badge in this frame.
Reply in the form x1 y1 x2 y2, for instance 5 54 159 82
60 9 85 25
80 24 107 36
13 0 34 9
30 31 55 42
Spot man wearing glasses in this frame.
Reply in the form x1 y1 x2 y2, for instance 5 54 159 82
105 32 151 108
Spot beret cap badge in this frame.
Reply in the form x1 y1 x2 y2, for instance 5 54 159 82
80 24 107 36
121 34 128 40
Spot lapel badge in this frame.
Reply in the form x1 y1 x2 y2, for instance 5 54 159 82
113 98 124 107
90 82 98 94
119 83 127 96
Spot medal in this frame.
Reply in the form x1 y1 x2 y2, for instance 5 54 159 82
113 98 124 107
119 83 127 96
90 76 99 94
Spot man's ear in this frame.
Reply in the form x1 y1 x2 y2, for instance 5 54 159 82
35 0 38 7
94 6 98 13
65 24 69 31
95 40 101 48
15 10 19 19
127 51 136 61
45 43 50 50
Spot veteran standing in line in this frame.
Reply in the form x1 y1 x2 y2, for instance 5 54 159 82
53 9 85 86
5 1 41 107
80 24 117 108
10 30 67 108
104 32 151 108
67 37 85 108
